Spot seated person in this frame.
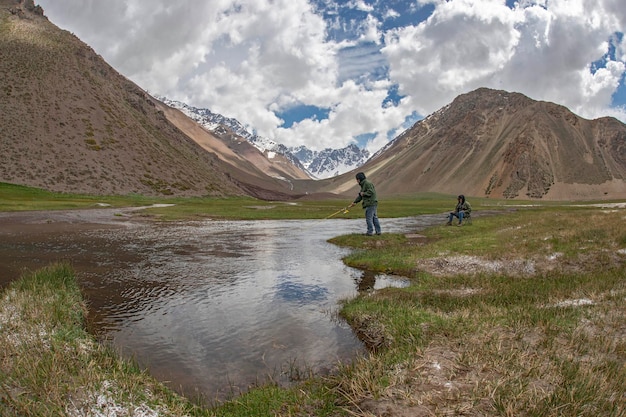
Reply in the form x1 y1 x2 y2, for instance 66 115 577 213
447 194 471 226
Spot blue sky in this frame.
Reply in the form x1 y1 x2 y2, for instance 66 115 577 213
38 0 626 153
603 32 626 106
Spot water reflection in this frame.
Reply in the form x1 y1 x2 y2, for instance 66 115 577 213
0 213 446 401
355 270 410 292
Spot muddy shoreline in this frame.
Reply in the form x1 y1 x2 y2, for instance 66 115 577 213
0 207 158 289
0 206 157 235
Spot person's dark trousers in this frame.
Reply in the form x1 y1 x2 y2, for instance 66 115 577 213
448 211 465 223
365 204 381 235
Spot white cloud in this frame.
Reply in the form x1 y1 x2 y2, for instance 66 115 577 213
383 0 626 122
384 8 400 20
383 0 522 113
351 0 374 13
37 0 626 154
360 14 382 43
274 79 413 151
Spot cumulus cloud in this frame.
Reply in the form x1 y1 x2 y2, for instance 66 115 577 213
383 0 626 122
384 1 519 113
38 0 626 153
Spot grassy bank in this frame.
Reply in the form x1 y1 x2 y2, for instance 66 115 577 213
0 264 346 416
330 205 626 416
0 182 160 212
0 263 209 416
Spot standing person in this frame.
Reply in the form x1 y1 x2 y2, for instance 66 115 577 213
348 172 381 236
447 194 472 226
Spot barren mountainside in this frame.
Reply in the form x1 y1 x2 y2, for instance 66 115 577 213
156 103 307 198
156 98 312 181
0 0 298 199
320 88 626 200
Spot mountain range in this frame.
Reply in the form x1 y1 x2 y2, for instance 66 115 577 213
1 0 625 201
317 88 626 200
157 97 370 179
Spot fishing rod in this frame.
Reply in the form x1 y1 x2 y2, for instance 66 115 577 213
325 207 349 219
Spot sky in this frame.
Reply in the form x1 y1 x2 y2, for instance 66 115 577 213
37 0 626 154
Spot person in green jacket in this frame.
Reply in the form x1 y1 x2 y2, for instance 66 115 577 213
446 194 472 226
348 172 381 236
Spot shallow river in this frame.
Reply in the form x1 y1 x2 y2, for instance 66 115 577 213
0 212 445 401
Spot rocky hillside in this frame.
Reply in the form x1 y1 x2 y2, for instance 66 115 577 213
320 88 626 200
0 0 297 199
155 103 306 198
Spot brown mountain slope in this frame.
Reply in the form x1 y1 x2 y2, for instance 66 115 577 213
155 103 305 197
317 88 626 200
158 102 310 181
0 1 299 199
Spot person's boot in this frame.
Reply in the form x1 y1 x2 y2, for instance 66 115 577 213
446 221 452 226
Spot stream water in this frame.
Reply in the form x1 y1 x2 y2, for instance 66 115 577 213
0 212 446 401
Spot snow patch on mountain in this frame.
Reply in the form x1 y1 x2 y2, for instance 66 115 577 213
159 97 369 179
291 145 370 179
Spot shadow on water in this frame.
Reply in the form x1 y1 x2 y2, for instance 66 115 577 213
0 213 447 402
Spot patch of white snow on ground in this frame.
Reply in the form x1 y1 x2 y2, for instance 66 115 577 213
553 299 594 308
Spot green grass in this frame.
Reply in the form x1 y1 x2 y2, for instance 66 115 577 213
0 182 159 211
332 206 626 274
331 206 626 416
4 182 616 221
3 181 574 221
0 182 470 220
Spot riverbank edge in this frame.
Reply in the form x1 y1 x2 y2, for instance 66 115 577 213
0 263 211 416
329 206 626 416
0 265 351 417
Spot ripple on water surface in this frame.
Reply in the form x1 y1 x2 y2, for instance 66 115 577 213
0 215 444 400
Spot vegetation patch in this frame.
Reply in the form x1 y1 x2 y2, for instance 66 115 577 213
331 206 626 416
